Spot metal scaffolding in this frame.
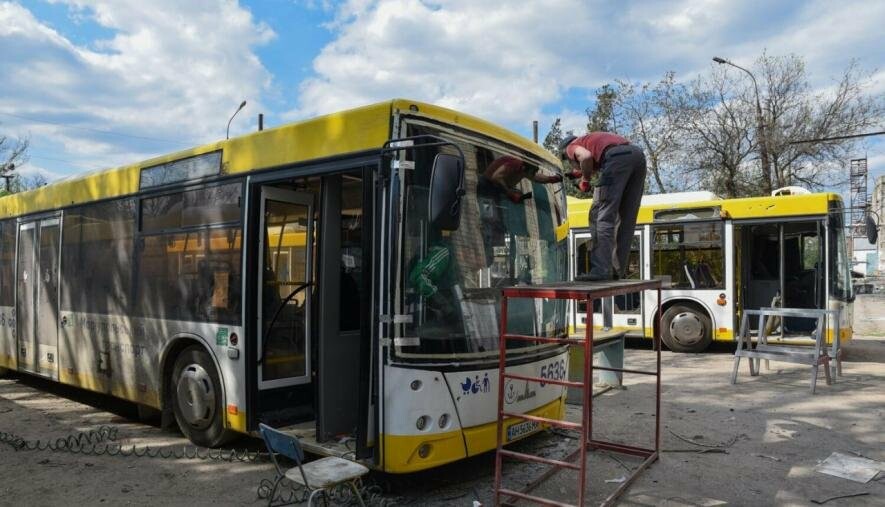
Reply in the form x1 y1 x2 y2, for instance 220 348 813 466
849 158 869 237
493 279 662 506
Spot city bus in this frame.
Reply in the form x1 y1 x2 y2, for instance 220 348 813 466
0 99 572 472
568 189 853 352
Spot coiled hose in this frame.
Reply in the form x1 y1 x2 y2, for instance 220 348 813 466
1 425 398 505
0 425 266 462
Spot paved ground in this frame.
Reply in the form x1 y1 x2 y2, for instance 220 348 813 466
1 295 883 506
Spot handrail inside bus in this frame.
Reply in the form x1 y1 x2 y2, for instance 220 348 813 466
258 282 312 366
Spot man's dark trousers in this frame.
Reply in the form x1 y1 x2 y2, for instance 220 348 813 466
588 145 647 279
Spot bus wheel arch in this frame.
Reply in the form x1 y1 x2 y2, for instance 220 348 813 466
657 300 713 353
160 337 234 447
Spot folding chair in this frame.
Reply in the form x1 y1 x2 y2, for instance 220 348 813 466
259 423 369 507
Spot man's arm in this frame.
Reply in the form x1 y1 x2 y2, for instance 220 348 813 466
573 146 597 180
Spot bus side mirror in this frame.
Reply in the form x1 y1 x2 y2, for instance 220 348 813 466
866 213 878 244
429 153 465 231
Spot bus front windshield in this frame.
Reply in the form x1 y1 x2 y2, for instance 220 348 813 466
397 122 569 359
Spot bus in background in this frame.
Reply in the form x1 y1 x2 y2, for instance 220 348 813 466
568 189 853 352
0 99 571 473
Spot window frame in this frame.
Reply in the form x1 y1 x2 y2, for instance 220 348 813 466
650 219 726 290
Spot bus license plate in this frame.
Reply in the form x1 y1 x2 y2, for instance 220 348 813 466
506 420 539 442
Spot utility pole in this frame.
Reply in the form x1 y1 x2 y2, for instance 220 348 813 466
713 57 773 191
0 163 14 193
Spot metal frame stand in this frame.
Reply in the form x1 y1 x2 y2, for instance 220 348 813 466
493 280 662 507
732 307 842 394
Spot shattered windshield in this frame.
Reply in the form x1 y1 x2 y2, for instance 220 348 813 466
396 121 569 359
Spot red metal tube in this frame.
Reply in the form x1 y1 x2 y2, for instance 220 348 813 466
493 295 509 506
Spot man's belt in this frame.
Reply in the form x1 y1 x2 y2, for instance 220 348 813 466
601 142 631 161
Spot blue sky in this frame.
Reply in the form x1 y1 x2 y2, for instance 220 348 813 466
1 0 883 187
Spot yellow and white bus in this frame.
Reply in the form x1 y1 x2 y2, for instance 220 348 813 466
0 99 572 472
568 190 853 352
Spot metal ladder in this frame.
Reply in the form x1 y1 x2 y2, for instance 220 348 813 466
493 281 661 507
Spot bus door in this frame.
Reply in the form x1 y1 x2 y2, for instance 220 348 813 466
571 230 643 330
571 231 593 328
739 221 824 332
16 217 61 379
257 188 314 391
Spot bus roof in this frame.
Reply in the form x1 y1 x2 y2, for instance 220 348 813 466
567 191 842 228
0 99 556 220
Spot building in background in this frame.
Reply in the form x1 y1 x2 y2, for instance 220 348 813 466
874 175 885 275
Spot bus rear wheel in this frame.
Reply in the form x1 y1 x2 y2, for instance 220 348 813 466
661 305 712 353
171 346 235 447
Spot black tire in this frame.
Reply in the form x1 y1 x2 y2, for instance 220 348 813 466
661 304 712 353
170 346 235 447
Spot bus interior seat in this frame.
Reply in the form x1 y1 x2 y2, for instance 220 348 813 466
695 262 718 288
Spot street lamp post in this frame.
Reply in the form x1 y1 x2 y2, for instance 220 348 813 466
713 56 773 191
226 100 247 140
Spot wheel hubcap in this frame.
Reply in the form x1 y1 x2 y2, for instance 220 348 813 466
669 312 704 346
176 363 215 430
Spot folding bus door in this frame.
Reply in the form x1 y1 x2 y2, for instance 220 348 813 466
16 217 61 379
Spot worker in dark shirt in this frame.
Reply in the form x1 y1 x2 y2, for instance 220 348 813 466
560 133 646 281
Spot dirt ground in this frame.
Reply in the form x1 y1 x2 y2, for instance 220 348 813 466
1 295 884 506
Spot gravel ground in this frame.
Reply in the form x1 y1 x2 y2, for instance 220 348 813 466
1 295 883 506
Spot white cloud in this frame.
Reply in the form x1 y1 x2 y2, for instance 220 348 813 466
289 0 884 138
288 0 596 125
0 0 275 174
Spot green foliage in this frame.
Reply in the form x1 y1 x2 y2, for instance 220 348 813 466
586 84 618 133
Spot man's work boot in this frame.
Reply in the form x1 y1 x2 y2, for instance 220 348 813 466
575 272 612 282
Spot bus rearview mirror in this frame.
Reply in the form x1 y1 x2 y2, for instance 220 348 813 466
429 153 465 231
866 213 878 244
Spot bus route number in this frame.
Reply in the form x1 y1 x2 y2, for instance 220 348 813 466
539 359 566 387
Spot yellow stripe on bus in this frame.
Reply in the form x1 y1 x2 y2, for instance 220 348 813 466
567 193 837 228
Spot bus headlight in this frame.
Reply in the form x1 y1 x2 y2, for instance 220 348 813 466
416 415 431 431
438 413 450 429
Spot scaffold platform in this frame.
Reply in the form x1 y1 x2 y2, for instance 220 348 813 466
493 279 662 507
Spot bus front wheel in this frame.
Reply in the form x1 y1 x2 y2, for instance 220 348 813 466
661 305 712 353
171 346 235 447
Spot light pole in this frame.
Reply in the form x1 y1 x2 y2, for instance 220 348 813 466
226 100 247 140
713 56 773 191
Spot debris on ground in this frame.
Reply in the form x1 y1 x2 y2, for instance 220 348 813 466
815 452 885 484
810 492 870 504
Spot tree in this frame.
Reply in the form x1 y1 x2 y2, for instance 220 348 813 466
613 73 686 193
615 54 884 196
8 173 48 193
757 55 884 191
678 54 885 196
586 84 618 132
0 130 29 194
668 67 761 197
541 118 563 153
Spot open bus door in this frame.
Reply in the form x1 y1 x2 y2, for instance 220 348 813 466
247 169 378 463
